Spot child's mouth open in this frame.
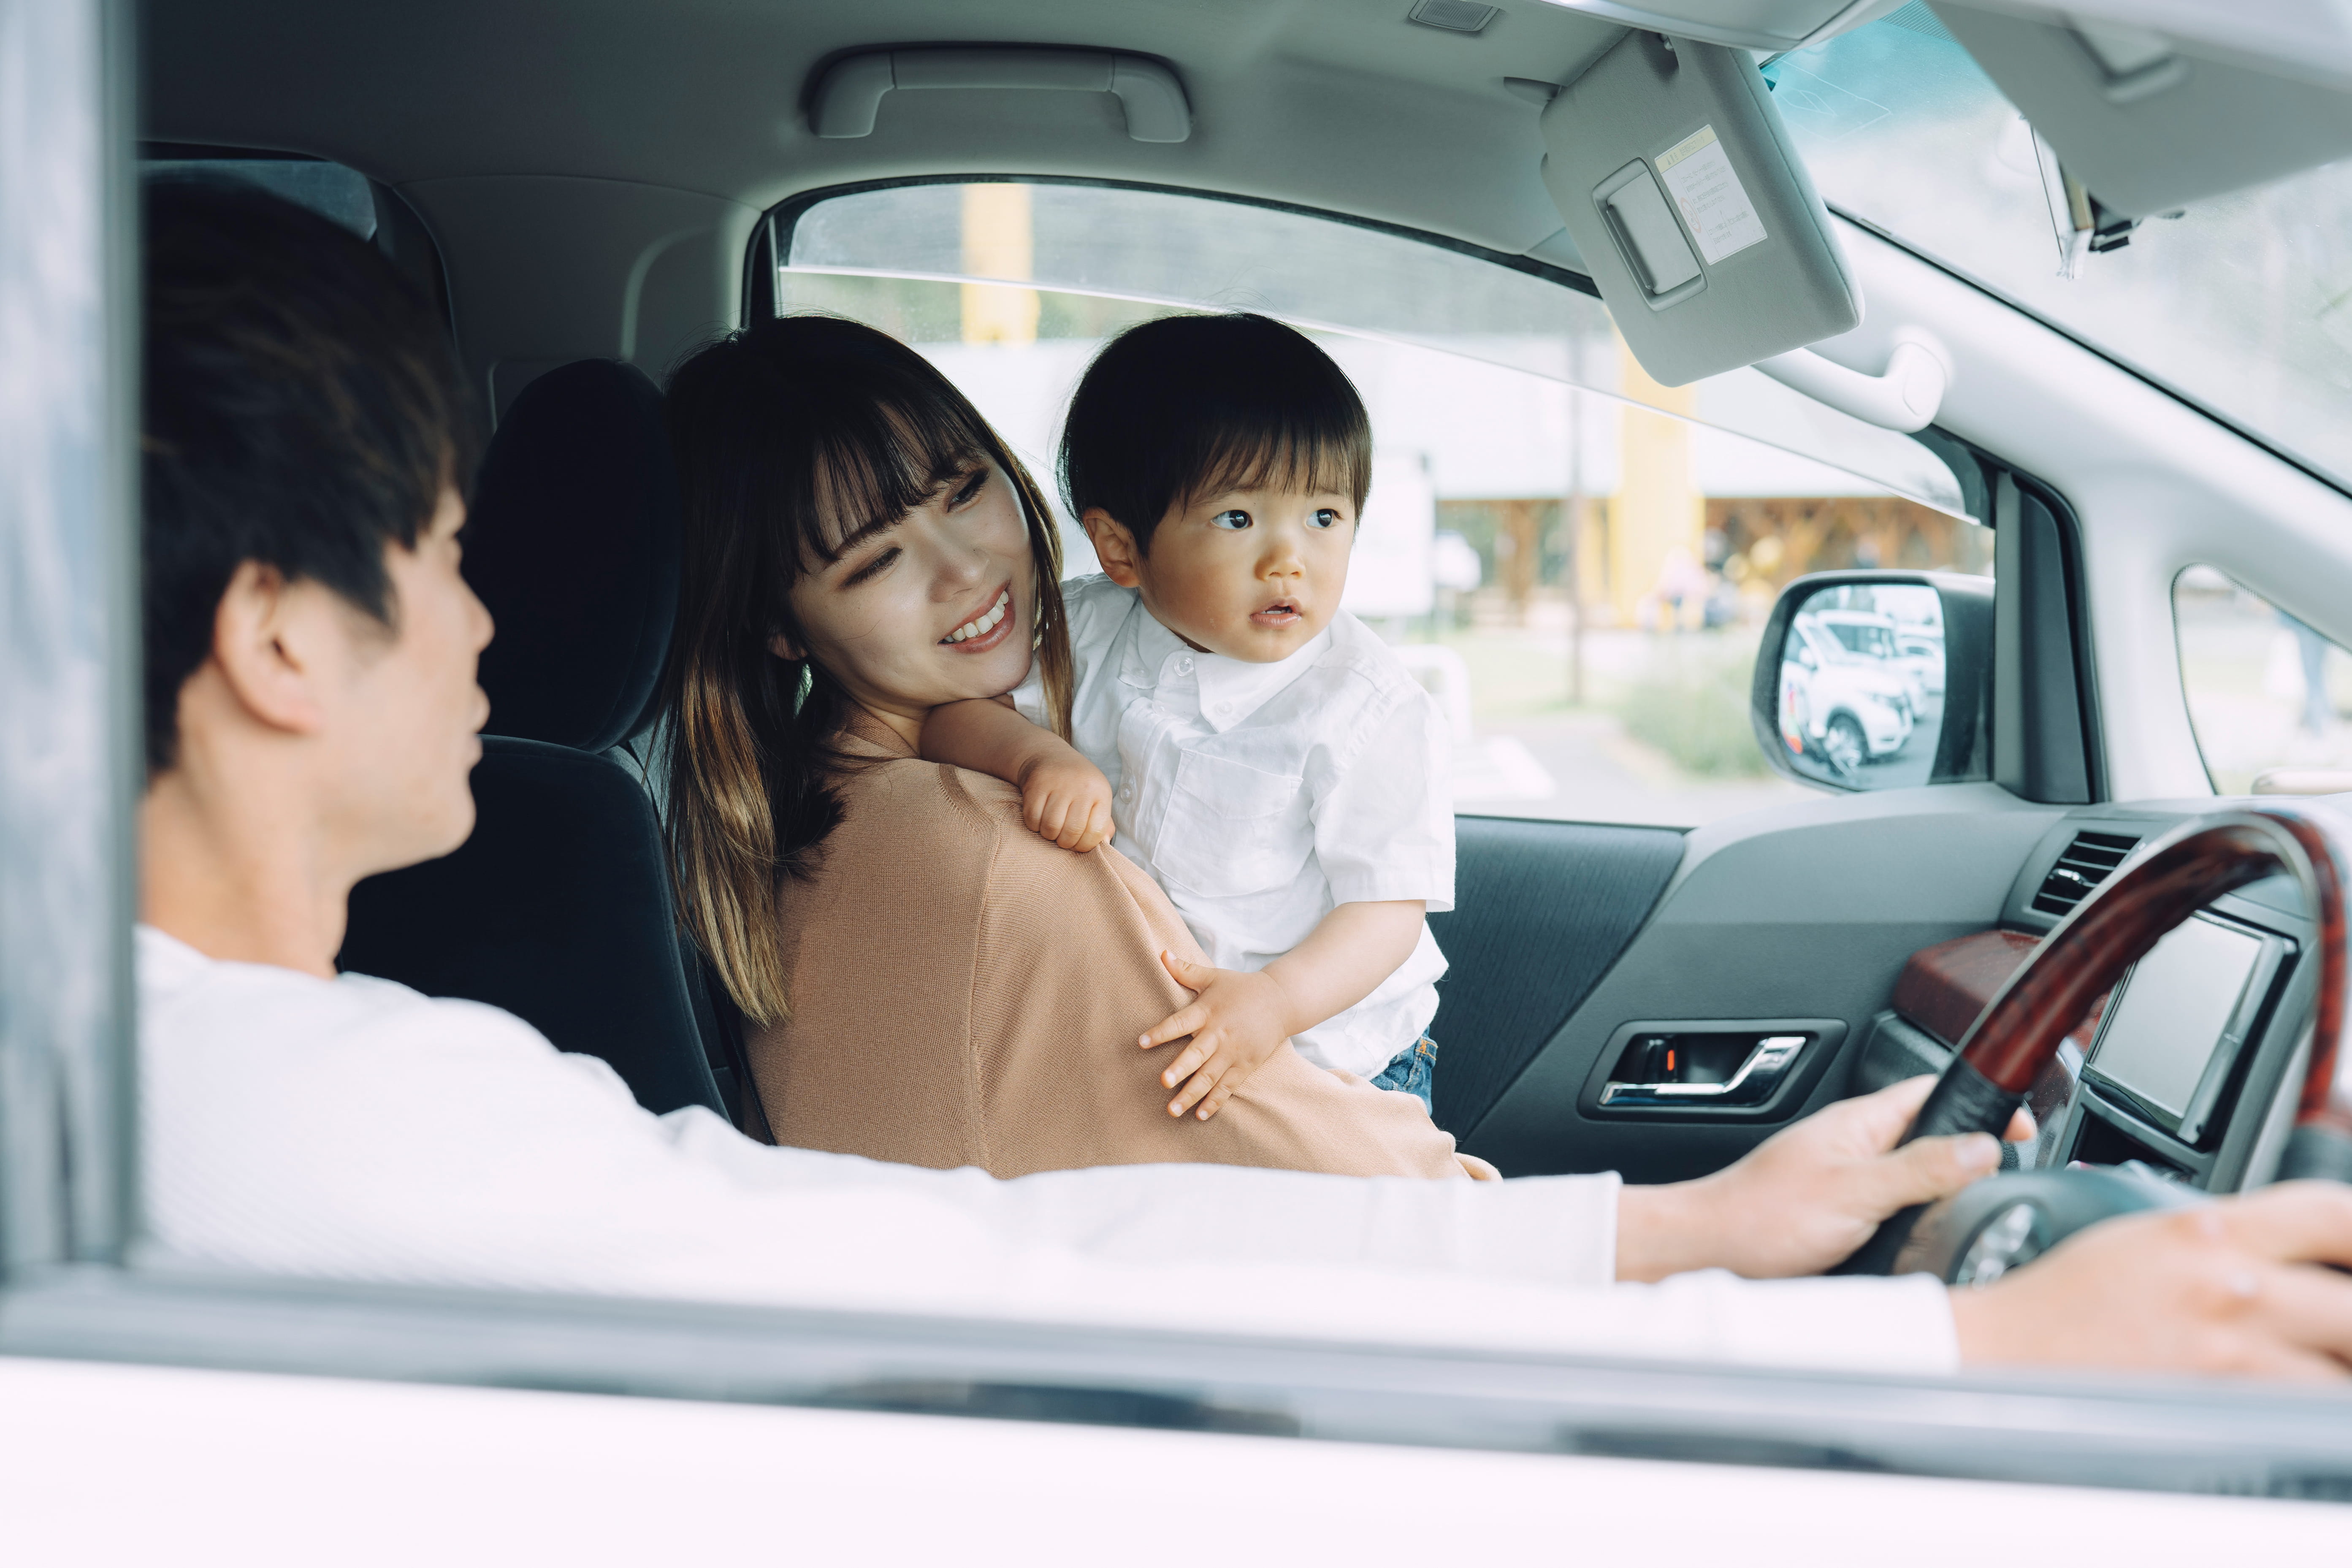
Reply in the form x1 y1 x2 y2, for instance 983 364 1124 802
1252 598 1304 630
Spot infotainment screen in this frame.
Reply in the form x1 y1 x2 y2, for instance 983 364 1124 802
2087 914 2267 1130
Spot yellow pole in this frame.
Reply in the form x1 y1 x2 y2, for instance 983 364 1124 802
960 184 1039 345
1610 334 1702 629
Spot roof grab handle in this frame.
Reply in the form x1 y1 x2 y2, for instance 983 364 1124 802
811 47 1192 143
1753 330 1950 433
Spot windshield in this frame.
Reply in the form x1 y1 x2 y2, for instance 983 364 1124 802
1765 3 2352 491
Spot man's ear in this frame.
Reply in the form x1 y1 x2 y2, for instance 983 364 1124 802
1082 508 1145 589
207 562 335 736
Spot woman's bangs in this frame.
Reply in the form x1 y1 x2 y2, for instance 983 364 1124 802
798 395 989 563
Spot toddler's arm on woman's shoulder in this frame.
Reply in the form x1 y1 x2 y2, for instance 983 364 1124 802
920 697 1115 853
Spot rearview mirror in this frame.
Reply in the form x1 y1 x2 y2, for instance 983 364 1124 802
1750 571 1993 792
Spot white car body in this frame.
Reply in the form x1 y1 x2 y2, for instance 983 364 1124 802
1807 609 1929 710
9 1357 2351 1566
1897 632 1948 697
1786 618 1915 768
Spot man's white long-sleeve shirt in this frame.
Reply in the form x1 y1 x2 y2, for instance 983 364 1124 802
136 927 1959 1373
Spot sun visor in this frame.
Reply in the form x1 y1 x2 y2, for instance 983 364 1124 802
1541 32 1859 387
1933 4 2352 219
1531 1 1906 53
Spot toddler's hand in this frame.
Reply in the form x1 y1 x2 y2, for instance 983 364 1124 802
1016 752 1113 852
1141 951 1294 1121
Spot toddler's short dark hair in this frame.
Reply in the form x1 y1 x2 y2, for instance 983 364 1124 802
141 179 480 774
1058 312 1371 555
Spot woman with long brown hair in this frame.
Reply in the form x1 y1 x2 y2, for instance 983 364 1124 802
660 314 1486 1178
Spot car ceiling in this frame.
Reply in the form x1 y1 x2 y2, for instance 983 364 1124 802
143 0 1630 260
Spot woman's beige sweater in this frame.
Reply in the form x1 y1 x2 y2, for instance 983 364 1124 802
747 723 1490 1180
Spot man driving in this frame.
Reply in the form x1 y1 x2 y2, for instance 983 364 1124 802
135 179 2352 1380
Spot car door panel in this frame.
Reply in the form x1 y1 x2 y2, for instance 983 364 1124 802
1426 816 1686 1137
1461 785 2068 1181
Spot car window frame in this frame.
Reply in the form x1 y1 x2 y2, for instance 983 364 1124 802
751 175 2062 820
748 171 1607 325
10 15 2319 1499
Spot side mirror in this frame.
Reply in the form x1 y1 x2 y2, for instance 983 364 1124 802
1751 571 1993 792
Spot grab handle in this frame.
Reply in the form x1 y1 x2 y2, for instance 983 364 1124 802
1754 333 1949 432
812 48 1192 142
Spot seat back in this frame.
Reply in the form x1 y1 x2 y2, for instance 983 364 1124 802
339 360 752 1125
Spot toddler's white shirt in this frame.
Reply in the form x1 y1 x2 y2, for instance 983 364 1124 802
1015 574 1453 1078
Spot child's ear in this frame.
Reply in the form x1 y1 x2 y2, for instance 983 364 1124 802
1082 509 1145 589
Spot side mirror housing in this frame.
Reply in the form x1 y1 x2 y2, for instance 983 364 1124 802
1750 571 1994 792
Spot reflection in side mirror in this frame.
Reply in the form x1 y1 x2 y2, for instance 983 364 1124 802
1751 571 1993 792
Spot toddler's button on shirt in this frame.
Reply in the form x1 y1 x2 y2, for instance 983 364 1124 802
1016 574 1453 1078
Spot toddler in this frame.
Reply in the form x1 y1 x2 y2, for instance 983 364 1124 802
921 313 1452 1121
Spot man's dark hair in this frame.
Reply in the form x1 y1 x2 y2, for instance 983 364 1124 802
1058 312 1372 555
141 179 480 773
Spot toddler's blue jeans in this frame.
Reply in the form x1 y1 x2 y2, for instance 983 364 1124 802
1366 1034 1438 1114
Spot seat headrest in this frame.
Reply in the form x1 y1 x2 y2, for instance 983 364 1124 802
465 360 679 753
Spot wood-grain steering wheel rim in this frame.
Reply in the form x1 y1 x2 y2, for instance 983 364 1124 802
1840 806 2352 1276
1962 809 2349 1138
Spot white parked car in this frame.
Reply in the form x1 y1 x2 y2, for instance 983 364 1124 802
1897 630 1949 697
1804 606 1926 711
1783 617 1916 775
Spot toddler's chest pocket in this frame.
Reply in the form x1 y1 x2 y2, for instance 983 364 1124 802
1151 750 1311 900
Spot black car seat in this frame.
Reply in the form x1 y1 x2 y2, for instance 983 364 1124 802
339 360 769 1135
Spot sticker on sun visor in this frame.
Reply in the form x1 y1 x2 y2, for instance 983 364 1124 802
1655 124 1767 266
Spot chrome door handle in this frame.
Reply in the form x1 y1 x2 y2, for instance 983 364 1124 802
1598 1035 1809 1109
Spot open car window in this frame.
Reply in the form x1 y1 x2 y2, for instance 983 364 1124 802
21 0 2352 1527
776 180 1990 828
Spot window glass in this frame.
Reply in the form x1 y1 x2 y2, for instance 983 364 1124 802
785 181 1965 513
1764 3 2352 495
779 182 1991 828
141 155 377 240
2173 566 2352 793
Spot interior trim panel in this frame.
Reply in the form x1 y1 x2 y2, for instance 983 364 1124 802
1427 816 1685 1136
1464 786 2341 1196
1462 784 2068 1179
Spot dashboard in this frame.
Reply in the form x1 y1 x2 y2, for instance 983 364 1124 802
1864 805 2320 1195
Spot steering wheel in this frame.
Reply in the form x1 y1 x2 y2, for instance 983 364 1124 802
1834 805 2352 1281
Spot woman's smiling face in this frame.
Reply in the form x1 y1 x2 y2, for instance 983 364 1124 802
779 458 1038 737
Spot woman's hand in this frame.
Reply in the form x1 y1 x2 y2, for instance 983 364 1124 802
1141 951 1297 1120
1951 1183 2352 1380
1014 750 1114 853
1617 1076 2031 1282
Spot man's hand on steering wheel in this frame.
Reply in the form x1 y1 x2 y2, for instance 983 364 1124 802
1616 1077 2032 1284
1950 1182 2352 1381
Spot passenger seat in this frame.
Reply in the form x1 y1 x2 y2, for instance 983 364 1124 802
339 360 769 1136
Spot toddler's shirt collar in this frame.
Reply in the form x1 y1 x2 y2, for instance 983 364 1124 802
1116 608 1334 733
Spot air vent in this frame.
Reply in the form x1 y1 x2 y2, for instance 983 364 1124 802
2030 829 2140 919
